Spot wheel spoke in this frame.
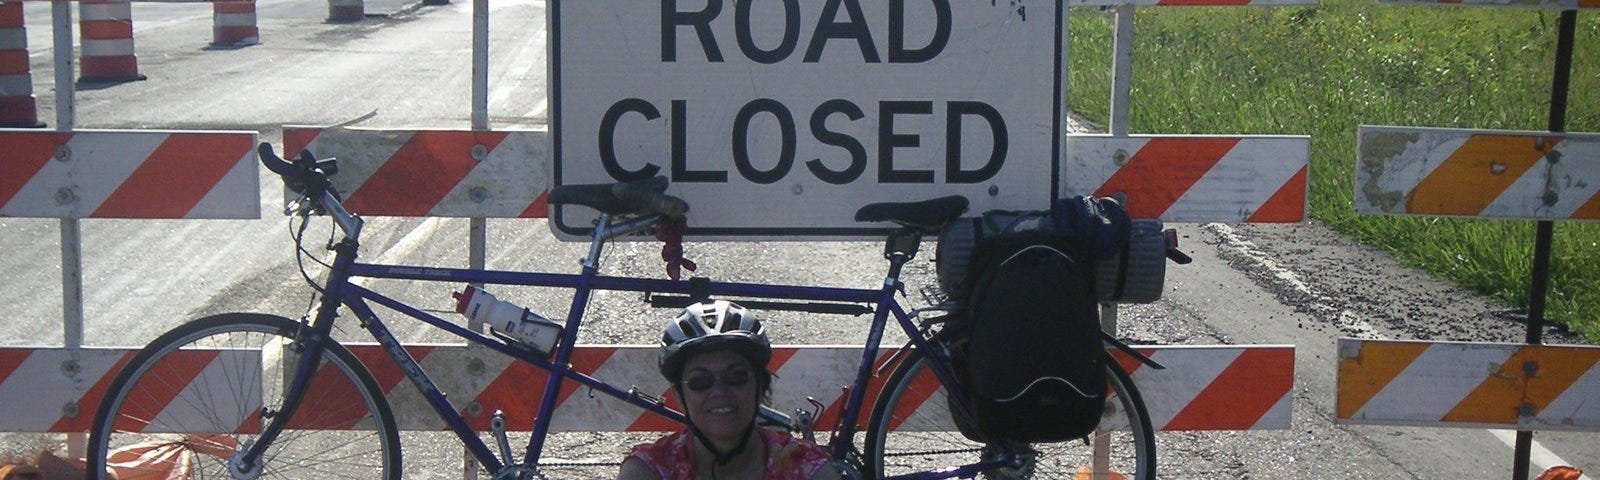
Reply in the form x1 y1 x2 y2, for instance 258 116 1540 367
87 314 400 480
865 352 1156 479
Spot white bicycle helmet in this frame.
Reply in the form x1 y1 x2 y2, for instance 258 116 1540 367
659 300 771 383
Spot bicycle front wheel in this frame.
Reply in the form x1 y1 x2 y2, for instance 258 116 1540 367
86 313 401 479
865 351 1155 480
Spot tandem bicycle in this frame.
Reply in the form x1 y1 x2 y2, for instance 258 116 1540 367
85 143 1162 479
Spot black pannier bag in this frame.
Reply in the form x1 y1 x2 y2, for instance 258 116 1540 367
943 196 1127 443
938 196 1167 304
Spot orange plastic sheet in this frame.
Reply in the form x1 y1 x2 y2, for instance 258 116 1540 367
105 435 236 480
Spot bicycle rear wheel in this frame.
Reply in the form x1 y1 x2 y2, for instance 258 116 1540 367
864 350 1155 480
86 313 401 480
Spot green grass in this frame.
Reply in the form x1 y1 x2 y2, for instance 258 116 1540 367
1066 1 1600 341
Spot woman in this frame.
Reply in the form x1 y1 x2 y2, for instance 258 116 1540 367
618 301 843 480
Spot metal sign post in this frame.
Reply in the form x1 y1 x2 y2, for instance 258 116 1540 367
1514 10 1577 480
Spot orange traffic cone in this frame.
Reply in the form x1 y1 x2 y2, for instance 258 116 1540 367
0 0 44 128
78 0 144 83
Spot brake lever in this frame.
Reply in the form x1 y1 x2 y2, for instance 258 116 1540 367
283 196 306 216
294 149 339 178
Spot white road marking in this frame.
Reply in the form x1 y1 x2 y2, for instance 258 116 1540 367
1206 223 1380 339
1489 430 1593 480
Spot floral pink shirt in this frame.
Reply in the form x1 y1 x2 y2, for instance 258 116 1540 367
628 427 831 479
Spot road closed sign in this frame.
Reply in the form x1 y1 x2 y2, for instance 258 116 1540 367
551 0 1064 239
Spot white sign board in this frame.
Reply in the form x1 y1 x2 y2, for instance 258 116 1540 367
552 0 1064 239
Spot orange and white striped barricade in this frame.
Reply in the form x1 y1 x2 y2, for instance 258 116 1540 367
78 0 142 83
328 344 1293 432
212 0 259 47
0 0 42 128
0 347 262 433
1336 338 1600 431
0 129 259 219
1064 134 1310 222
1111 345 1295 431
1356 126 1600 221
0 129 259 451
282 127 550 218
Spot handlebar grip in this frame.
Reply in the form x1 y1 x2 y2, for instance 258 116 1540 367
258 142 340 199
258 142 297 178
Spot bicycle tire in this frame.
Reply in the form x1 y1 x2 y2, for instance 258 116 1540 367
864 350 1155 480
85 313 401 479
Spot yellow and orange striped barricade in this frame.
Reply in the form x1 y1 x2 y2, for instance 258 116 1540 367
1336 338 1600 431
1380 0 1598 8
1357 126 1600 221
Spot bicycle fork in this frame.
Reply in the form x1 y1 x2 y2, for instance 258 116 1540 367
233 240 361 476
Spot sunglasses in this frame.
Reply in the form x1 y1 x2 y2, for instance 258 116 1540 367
681 368 753 393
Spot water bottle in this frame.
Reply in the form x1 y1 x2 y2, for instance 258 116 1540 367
452 286 562 357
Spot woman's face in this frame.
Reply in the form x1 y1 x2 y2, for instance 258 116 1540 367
679 349 759 441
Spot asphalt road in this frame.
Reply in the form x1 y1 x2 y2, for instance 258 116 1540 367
3 1 1595 478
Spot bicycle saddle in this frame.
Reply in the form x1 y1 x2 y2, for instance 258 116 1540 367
549 176 688 219
854 196 969 231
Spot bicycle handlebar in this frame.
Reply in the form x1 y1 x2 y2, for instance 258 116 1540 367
258 142 339 199
259 142 363 238
610 177 688 220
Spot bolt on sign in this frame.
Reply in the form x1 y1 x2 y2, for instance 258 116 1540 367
1357 126 1600 221
550 0 1064 239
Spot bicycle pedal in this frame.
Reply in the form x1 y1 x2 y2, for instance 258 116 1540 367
792 396 825 443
